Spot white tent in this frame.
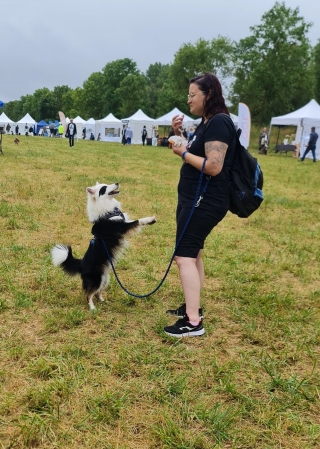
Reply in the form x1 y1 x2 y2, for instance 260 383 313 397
270 99 320 160
85 118 96 140
17 113 36 134
73 116 86 137
194 112 239 127
155 107 198 126
122 109 155 145
0 112 15 128
95 113 122 142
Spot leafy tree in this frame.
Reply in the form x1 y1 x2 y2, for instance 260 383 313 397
82 72 104 119
114 74 150 118
39 91 57 122
101 59 139 116
231 1 313 125
53 85 72 113
313 40 320 103
4 100 24 122
160 37 235 116
145 63 170 116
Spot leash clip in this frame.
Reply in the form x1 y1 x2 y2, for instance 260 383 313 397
196 195 203 208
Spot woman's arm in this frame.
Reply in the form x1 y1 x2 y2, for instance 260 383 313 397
172 141 228 177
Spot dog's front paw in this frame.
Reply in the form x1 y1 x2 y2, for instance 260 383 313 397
139 216 156 226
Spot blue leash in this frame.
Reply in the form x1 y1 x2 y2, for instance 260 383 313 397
100 158 210 298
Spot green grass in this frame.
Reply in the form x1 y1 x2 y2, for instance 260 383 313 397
0 134 319 448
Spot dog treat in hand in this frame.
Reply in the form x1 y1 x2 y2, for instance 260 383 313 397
168 136 187 147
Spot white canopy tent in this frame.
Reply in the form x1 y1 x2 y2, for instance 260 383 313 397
85 118 96 140
73 116 86 137
194 112 239 127
0 112 15 128
155 107 198 127
270 99 320 160
122 109 155 144
95 113 122 142
17 113 36 134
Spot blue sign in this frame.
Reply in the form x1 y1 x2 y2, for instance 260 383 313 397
0 101 4 108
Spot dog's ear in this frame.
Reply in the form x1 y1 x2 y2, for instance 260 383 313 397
96 181 99 185
86 187 95 196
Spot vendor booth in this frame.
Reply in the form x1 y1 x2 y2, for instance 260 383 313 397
73 116 86 138
17 113 36 135
85 118 96 140
270 99 320 160
122 109 155 145
155 107 198 127
36 120 48 135
95 113 122 142
0 112 15 133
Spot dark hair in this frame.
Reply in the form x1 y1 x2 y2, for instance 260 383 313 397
311 127 315 131
190 73 229 121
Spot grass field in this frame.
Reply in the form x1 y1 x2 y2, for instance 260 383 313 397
0 135 319 448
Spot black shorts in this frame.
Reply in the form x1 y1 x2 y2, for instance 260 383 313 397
175 200 228 258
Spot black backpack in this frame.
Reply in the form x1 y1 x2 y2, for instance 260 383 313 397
228 128 264 218
142 128 147 137
205 114 264 218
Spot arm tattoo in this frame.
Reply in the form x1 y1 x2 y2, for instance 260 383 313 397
205 141 228 167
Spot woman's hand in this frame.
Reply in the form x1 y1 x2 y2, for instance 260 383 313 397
172 114 184 136
171 142 186 157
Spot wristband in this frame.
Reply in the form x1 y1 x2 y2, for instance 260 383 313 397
182 151 188 161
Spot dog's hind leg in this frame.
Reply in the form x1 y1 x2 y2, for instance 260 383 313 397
87 293 95 310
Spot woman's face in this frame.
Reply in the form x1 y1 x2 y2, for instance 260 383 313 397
188 83 205 116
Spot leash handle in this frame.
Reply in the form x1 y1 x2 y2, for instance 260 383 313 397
101 158 208 298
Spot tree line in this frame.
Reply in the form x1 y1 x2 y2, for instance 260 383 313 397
3 2 320 126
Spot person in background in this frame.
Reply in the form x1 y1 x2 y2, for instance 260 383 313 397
29 126 33 136
15 124 19 135
121 125 127 145
258 127 268 152
6 123 11 134
58 122 64 138
43 126 47 136
97 133 101 141
83 127 86 139
25 123 28 136
141 125 148 146
188 127 195 143
125 126 133 146
182 128 188 139
65 118 77 147
299 126 319 163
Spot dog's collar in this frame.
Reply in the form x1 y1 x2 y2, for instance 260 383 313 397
104 208 125 221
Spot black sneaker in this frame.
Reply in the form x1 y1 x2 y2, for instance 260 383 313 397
164 315 205 338
166 303 203 319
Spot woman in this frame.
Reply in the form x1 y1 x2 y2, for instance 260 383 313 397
164 73 236 338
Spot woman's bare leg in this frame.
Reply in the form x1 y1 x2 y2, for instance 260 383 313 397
175 256 200 322
196 249 204 290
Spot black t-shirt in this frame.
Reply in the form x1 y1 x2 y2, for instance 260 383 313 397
178 114 236 207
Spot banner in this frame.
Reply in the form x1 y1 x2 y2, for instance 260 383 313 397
238 102 251 149
58 111 67 134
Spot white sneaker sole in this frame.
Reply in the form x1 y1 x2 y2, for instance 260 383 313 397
164 329 205 338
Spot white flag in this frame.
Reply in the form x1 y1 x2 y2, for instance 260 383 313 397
237 103 251 149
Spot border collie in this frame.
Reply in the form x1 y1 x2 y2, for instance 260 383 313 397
51 182 156 310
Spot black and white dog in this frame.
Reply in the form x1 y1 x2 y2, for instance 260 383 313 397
51 182 156 310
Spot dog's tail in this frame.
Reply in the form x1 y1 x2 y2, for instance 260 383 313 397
51 244 82 276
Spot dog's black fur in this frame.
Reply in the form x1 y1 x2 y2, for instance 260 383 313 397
52 182 156 309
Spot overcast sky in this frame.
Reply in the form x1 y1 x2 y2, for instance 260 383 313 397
2 0 319 103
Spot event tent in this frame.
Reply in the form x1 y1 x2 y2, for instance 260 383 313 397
194 112 239 128
0 112 15 128
270 99 320 160
85 118 96 140
73 116 86 137
95 113 122 142
155 107 198 127
17 113 36 134
122 109 155 145
36 120 48 135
